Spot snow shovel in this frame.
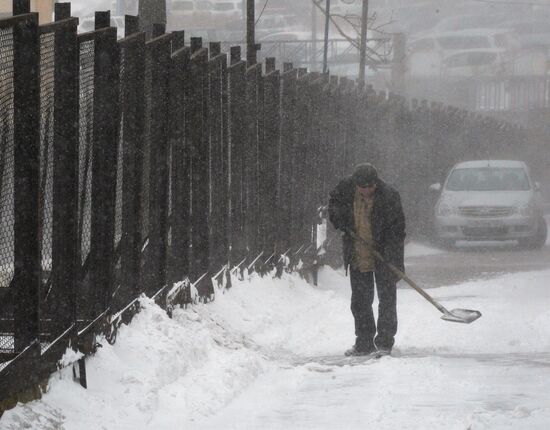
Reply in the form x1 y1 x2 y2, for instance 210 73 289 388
345 230 482 324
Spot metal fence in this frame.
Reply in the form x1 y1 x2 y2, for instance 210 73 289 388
407 75 550 118
0 1 535 411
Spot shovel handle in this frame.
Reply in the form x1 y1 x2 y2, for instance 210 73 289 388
345 229 450 316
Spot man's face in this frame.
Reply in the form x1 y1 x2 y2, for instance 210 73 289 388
357 183 377 199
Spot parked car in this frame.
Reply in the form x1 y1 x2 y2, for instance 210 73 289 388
431 160 547 249
408 29 520 77
409 29 520 55
441 49 509 77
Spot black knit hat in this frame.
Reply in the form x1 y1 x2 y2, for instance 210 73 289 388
352 163 378 187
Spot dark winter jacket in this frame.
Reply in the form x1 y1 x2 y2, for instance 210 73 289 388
328 177 406 282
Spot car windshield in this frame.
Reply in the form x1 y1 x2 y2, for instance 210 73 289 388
445 52 497 67
437 36 491 49
445 167 530 191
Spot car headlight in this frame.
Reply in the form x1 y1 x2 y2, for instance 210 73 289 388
517 203 534 216
437 202 455 216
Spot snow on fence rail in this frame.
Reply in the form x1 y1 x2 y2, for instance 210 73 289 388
0 0 533 414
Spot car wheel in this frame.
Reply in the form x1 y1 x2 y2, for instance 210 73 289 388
518 217 547 250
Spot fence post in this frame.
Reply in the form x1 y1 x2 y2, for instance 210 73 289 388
89 20 120 316
54 2 70 19
189 40 214 299
116 22 146 311
244 63 261 262
12 5 41 352
172 30 185 50
294 73 309 250
208 44 228 274
259 58 280 260
49 3 80 334
228 47 247 275
12 0 29 15
169 44 191 284
94 10 110 30
125 15 139 37
144 31 172 298
278 66 297 258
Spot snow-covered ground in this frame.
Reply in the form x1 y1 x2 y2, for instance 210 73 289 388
405 241 444 258
3 247 550 429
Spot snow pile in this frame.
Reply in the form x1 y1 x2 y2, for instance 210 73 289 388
1 272 351 429
3 257 550 429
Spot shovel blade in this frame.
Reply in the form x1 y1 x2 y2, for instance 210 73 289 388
441 308 482 324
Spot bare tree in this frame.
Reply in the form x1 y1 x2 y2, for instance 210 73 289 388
311 0 394 66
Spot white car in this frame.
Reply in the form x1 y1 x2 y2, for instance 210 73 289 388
432 160 547 249
441 49 509 77
441 48 547 78
409 29 520 55
408 29 520 77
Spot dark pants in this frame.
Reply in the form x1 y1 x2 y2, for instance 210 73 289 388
350 269 397 351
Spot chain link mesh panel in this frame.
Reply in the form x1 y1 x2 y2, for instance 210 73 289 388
39 32 55 279
0 27 15 291
78 40 95 270
114 46 126 277
115 35 146 308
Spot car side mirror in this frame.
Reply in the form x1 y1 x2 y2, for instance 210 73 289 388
534 181 541 192
429 183 441 192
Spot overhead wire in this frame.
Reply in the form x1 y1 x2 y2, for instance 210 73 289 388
256 0 271 25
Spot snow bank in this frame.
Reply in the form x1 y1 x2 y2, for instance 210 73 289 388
3 265 550 429
1 295 269 429
1 272 352 429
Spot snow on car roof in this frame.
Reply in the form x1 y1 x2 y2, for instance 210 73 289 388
455 160 526 169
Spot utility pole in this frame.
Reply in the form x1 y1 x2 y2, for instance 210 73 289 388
241 0 246 38
322 0 331 74
358 0 369 85
246 0 256 64
391 33 406 94
312 0 317 71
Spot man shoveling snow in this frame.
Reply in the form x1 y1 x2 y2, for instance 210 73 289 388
328 163 406 357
